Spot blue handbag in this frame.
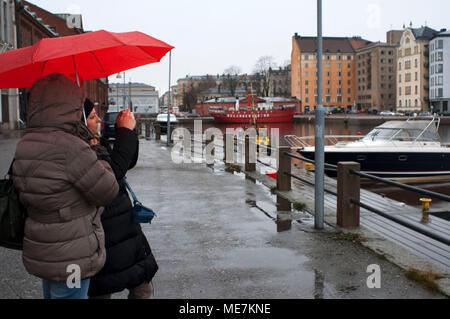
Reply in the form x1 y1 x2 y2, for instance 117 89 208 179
123 178 156 224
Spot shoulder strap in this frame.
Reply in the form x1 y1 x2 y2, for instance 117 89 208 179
123 177 139 203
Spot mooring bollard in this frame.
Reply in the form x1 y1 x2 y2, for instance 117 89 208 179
420 198 432 224
245 135 256 172
155 123 161 141
337 162 360 228
277 146 291 191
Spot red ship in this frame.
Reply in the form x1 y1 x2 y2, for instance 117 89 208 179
209 91 296 124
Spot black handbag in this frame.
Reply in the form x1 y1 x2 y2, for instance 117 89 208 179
123 177 156 224
0 161 26 250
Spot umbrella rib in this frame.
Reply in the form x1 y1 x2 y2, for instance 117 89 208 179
39 60 48 79
89 51 108 78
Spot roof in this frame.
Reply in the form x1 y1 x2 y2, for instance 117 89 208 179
432 30 450 39
411 26 439 40
294 36 370 53
23 5 59 37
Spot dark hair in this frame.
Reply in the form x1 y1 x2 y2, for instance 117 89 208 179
82 98 95 122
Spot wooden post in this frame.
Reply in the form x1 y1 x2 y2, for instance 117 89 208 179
245 135 256 172
138 121 142 137
337 162 360 228
145 121 151 140
277 146 291 191
155 123 161 141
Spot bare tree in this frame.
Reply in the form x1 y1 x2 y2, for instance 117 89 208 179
223 66 241 96
182 76 216 112
253 56 277 97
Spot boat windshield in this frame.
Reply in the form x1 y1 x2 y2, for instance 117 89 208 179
363 127 440 142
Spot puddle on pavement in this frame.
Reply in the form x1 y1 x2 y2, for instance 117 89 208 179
216 247 309 270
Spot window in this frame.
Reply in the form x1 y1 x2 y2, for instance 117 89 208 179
348 88 351 94
305 63 309 68
348 63 351 68
438 88 443 97
437 40 444 49
305 72 309 77
338 63 342 69
348 56 352 60
305 80 309 85
388 51 393 56
325 64 331 68
436 64 444 74
399 62 402 70
399 75 402 83
436 52 443 62
405 86 411 95
415 86 418 94
399 100 402 107
414 59 418 68
405 60 411 69
437 76 443 86
304 55 309 60
415 72 418 81
399 87 402 96
381 59 385 64
381 50 385 55
305 88 309 94
337 88 342 96
338 80 342 85
337 72 342 77
405 73 411 82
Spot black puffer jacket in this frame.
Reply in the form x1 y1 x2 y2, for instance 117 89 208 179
88 127 158 297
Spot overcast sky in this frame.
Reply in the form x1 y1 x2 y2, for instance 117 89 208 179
30 0 449 95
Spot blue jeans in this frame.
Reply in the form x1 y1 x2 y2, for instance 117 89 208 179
42 278 90 299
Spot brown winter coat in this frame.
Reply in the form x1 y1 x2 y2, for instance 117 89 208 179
12 73 119 282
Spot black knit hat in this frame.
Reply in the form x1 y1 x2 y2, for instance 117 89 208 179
82 98 95 122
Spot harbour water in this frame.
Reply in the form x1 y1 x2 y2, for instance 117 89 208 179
178 119 450 213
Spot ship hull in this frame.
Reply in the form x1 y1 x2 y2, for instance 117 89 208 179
211 108 295 124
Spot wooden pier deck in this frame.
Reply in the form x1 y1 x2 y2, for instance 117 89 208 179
246 163 450 273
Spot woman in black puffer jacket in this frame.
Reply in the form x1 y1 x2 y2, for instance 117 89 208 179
82 100 158 299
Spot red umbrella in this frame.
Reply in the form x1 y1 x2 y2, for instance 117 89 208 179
0 30 174 88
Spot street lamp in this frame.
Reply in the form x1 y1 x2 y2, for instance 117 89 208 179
116 72 126 110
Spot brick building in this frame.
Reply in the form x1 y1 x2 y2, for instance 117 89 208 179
16 1 109 123
355 31 402 112
291 33 371 112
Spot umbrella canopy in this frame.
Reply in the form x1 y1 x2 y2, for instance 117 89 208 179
0 30 174 88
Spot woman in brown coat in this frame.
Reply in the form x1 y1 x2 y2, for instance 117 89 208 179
12 73 119 299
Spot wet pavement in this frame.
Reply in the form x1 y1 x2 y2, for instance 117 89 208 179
0 134 446 299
